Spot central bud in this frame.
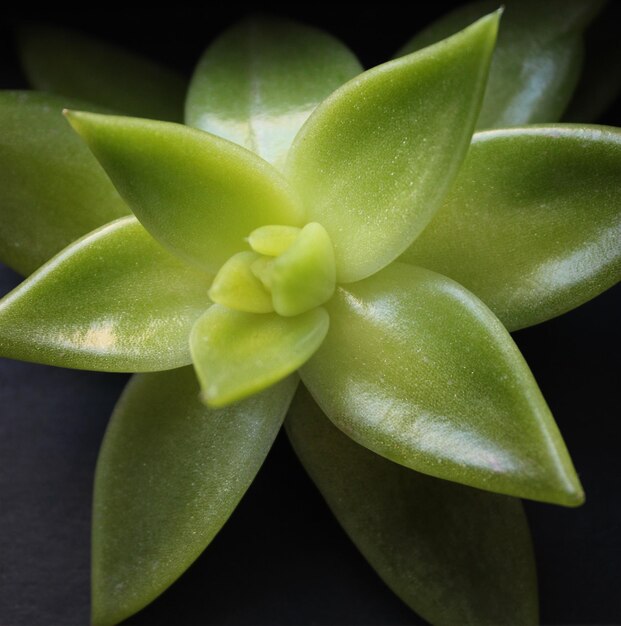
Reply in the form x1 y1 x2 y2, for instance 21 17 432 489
208 223 336 317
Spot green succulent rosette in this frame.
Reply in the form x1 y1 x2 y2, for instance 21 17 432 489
1 2 620 624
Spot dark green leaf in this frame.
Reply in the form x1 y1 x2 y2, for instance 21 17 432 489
19 23 186 121
287 387 538 625
93 367 297 625
0 91 128 275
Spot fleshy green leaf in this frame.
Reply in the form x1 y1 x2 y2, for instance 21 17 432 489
301 262 583 506
401 126 621 331
185 16 362 168
397 0 603 129
286 13 499 283
0 91 129 276
271 222 336 317
191 304 328 407
18 23 186 122
0 217 212 372
93 366 297 626
564 4 621 122
66 112 304 272
287 388 538 625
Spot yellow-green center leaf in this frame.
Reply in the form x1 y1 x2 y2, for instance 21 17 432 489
92 367 297 626
18 23 186 122
65 112 304 272
286 13 499 283
301 263 583 506
271 222 336 317
190 304 328 407
0 91 129 276
208 251 274 313
397 0 604 129
401 125 621 330
287 388 538 625
0 217 212 372
185 17 362 168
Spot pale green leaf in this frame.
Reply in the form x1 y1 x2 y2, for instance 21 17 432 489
93 366 297 626
286 13 499 283
0 91 129 275
19 23 186 121
287 387 538 625
66 112 304 272
397 0 604 129
185 16 362 168
271 222 336 317
0 217 212 372
191 304 328 407
301 263 583 506
401 126 621 330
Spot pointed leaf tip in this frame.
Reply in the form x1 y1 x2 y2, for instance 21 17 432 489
286 10 499 283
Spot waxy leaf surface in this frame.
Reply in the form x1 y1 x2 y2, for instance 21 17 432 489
186 17 362 168
191 304 328 407
0 217 212 372
287 13 498 283
287 388 538 625
0 91 128 275
93 367 297 626
66 112 304 272
398 0 601 129
301 263 582 506
402 126 621 330
19 24 186 122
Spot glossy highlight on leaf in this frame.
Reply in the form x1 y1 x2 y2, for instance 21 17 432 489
301 263 583 506
65 111 304 272
191 304 328 407
0 217 212 372
19 23 186 122
93 367 297 626
185 16 362 167
0 91 129 275
402 125 621 330
287 388 538 625
397 0 603 129
287 12 499 283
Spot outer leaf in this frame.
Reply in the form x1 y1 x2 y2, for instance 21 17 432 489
301 263 583 506
397 0 602 129
191 304 328 407
18 24 186 122
401 126 621 331
286 13 499 283
92 366 297 626
0 91 129 275
287 387 538 625
66 112 304 272
185 16 362 168
0 217 212 372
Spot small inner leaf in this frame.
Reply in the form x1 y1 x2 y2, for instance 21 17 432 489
248 225 301 256
190 304 329 407
271 222 336 317
208 251 274 313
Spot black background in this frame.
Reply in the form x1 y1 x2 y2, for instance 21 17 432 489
1 2 620 624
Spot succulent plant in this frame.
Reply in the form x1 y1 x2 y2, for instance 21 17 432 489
1 1 620 624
